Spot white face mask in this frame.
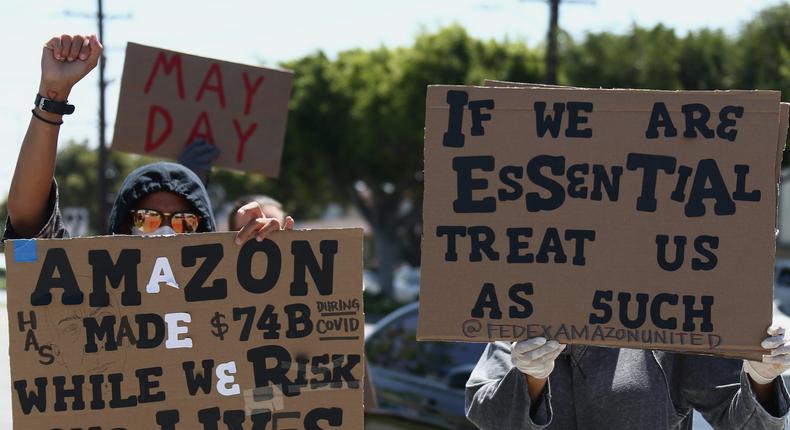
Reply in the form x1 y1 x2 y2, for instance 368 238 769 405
131 226 177 236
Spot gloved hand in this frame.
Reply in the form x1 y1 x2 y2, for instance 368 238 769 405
744 326 790 384
178 139 220 184
511 337 566 379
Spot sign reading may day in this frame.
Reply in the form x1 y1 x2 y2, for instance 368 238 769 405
6 230 364 429
418 85 787 360
112 43 293 176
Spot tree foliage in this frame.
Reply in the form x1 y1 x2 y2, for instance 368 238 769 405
279 25 543 294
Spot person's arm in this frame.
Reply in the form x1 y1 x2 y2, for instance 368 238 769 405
751 379 781 412
465 341 559 430
674 352 789 429
527 375 549 403
7 34 101 237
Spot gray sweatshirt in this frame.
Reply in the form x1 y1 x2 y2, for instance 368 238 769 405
466 342 790 429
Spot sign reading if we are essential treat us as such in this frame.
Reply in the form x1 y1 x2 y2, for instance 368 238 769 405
418 84 787 360
6 230 364 429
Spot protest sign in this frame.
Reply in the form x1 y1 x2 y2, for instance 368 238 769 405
418 84 787 360
6 230 364 429
112 42 293 176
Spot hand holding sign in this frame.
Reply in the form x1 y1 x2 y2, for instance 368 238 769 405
40 34 102 99
234 200 295 245
511 337 566 379
744 326 790 384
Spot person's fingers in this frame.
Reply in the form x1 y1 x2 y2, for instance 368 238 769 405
762 335 785 349
255 218 281 242
68 35 84 62
237 202 263 219
770 344 790 356
60 35 72 62
44 37 60 52
512 338 547 355
78 37 91 61
284 216 295 231
763 354 790 366
206 144 221 159
86 35 102 67
51 36 64 61
186 140 212 152
191 142 221 159
521 341 564 362
513 339 562 360
768 326 786 337
235 218 264 245
537 344 566 363
514 344 564 377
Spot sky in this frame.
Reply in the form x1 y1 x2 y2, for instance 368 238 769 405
0 0 782 201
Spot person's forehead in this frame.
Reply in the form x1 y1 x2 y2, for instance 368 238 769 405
135 191 194 213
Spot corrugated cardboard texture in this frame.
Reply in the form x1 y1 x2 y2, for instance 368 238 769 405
112 42 293 176
6 230 363 429
419 85 785 360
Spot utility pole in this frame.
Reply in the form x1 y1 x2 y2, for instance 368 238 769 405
65 3 130 234
97 0 108 234
524 0 594 84
546 0 560 84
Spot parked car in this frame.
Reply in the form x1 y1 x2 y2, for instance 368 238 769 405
393 265 420 304
366 302 483 429
364 270 382 295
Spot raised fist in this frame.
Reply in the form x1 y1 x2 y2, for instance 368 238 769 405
40 34 102 99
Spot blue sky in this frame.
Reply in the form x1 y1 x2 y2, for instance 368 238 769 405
0 0 782 200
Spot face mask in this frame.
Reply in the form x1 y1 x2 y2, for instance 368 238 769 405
132 225 177 236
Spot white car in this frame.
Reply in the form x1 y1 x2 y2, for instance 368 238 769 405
393 264 420 303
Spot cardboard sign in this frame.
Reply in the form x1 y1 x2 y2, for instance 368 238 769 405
418 84 787 360
5 230 364 429
112 43 293 176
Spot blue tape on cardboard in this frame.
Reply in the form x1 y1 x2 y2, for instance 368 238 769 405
13 239 37 263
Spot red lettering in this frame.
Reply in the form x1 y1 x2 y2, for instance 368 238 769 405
186 111 216 146
242 73 265 115
233 119 259 163
196 63 226 108
145 105 173 152
144 52 185 99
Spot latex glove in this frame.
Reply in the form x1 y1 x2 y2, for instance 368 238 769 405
511 337 566 379
744 326 790 385
178 139 220 183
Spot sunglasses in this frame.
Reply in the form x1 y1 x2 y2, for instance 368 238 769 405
130 209 201 234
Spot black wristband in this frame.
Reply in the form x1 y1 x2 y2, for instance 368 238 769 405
31 109 64 126
34 93 75 115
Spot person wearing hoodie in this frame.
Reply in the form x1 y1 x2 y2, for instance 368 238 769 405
6 33 292 242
